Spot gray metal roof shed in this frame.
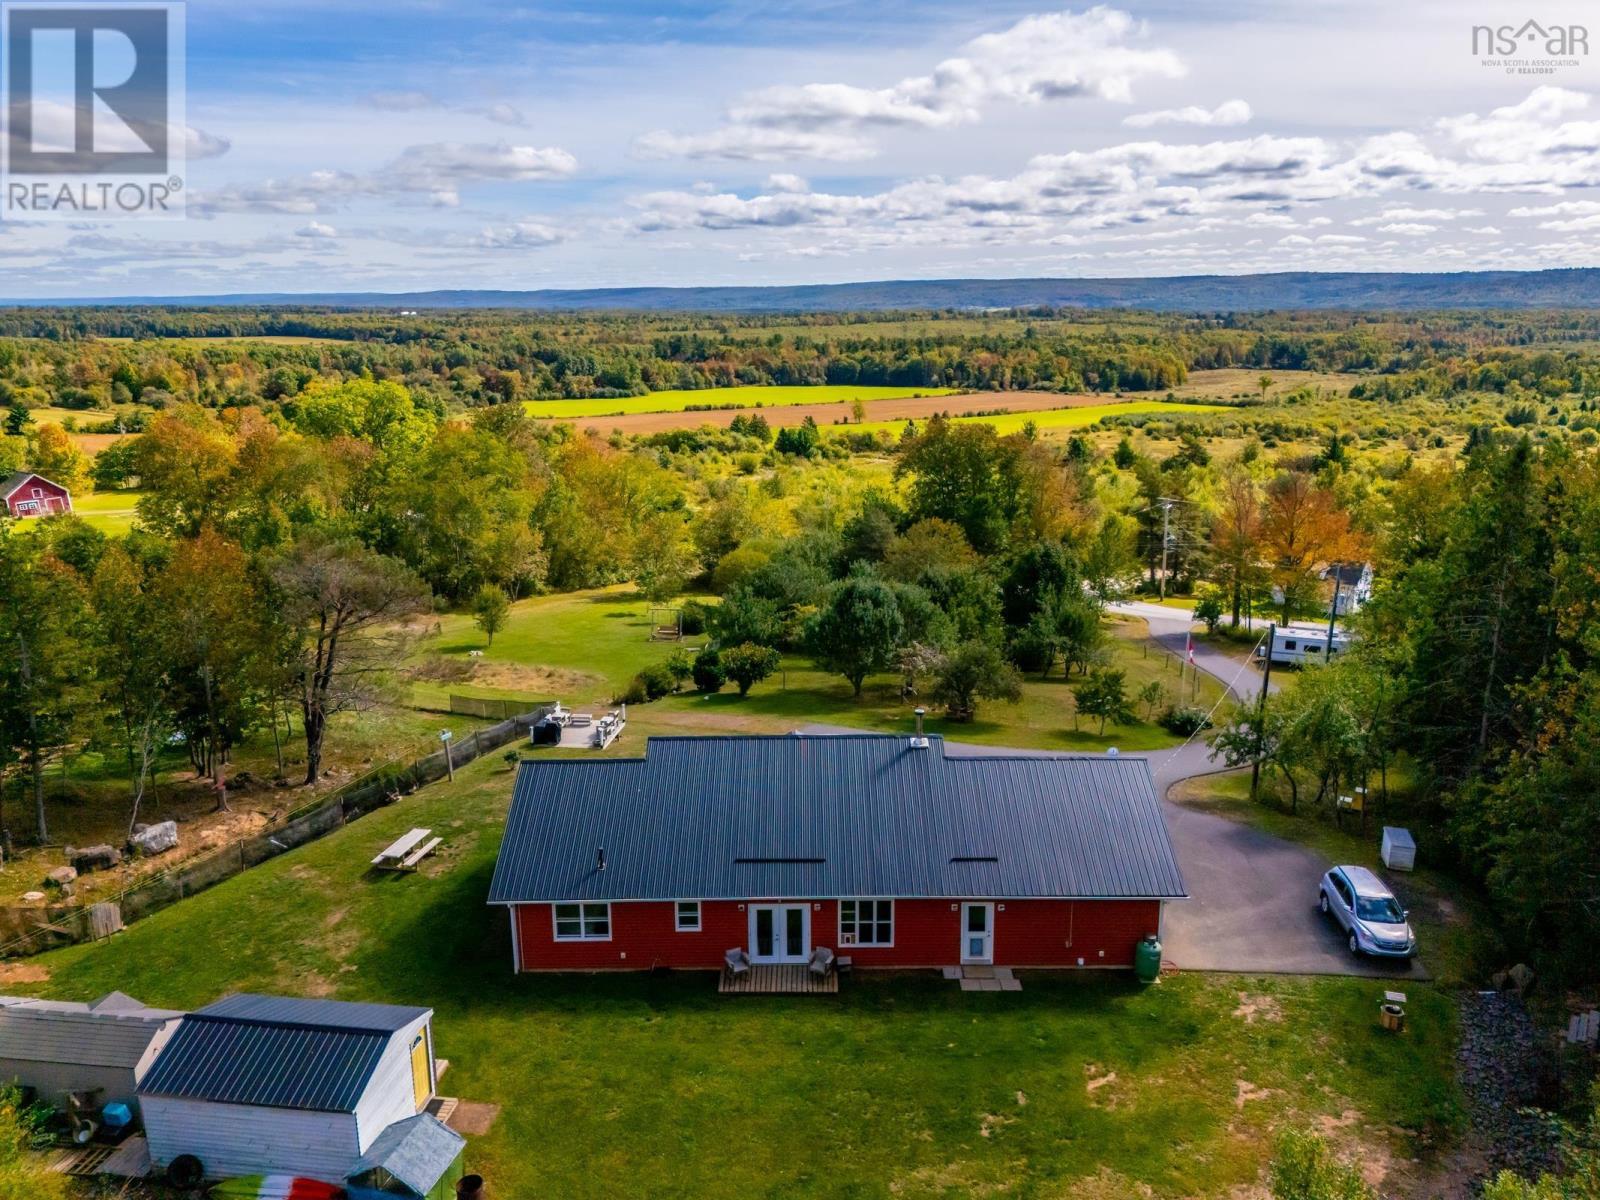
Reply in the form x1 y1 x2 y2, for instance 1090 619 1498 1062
139 994 431 1114
488 734 1186 904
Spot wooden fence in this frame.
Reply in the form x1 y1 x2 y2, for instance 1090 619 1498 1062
0 705 552 959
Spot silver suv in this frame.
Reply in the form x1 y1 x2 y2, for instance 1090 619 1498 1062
1319 865 1416 958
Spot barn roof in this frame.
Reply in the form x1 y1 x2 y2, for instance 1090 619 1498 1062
488 735 1186 904
1 471 66 499
138 994 429 1114
348 1113 464 1196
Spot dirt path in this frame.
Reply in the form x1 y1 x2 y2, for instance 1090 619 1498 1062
533 390 1132 434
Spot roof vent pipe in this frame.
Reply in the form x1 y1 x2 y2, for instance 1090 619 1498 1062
911 708 929 749
597 846 606 872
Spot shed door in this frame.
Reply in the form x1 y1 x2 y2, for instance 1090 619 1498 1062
411 1031 432 1109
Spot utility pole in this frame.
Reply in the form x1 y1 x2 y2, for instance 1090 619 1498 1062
1250 622 1276 800
1324 575 1342 663
1157 497 1177 600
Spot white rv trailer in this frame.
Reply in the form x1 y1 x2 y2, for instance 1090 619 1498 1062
1255 623 1354 666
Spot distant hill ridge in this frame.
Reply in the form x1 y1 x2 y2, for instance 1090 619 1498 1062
11 269 1600 312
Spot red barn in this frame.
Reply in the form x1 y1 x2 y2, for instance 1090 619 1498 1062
489 734 1186 974
2 472 72 518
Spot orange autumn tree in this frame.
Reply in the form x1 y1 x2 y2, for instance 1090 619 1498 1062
1260 472 1361 623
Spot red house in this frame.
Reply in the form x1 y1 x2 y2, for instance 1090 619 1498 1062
488 734 1186 974
2 472 72 518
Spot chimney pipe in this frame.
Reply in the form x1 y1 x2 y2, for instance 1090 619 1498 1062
911 708 929 748
597 846 606 872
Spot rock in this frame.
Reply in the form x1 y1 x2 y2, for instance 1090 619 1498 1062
1508 962 1536 994
232 771 256 788
45 865 77 889
21 891 44 903
129 820 179 856
66 844 121 873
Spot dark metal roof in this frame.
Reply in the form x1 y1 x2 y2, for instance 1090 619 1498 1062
200 993 429 1033
488 735 1186 904
348 1113 465 1196
139 995 430 1113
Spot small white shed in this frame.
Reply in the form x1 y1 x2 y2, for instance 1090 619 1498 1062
139 993 438 1185
0 991 181 1114
1382 827 1416 872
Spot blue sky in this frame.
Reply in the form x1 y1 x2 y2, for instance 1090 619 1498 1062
4 0 1600 296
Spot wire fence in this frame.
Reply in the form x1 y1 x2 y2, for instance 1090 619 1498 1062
0 704 553 960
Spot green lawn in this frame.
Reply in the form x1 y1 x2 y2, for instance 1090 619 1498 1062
71 489 144 535
32 751 1463 1198
413 589 1224 754
523 384 959 420
842 400 1229 437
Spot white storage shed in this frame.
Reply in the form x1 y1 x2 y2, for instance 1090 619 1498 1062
0 991 181 1115
139 993 438 1185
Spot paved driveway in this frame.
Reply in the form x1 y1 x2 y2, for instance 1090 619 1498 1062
803 602 1428 979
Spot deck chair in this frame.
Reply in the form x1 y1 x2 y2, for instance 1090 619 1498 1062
808 946 836 979
724 948 751 977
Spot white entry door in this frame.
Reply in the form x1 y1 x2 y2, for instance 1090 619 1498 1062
749 905 810 963
960 903 994 964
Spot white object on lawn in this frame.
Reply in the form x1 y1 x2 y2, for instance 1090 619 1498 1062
1381 826 1416 871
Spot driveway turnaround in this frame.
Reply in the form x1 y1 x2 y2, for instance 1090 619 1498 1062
803 605 1428 979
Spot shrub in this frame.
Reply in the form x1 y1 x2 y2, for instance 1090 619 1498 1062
679 600 710 636
1160 705 1213 736
721 642 781 697
692 646 726 692
625 662 679 704
663 649 694 686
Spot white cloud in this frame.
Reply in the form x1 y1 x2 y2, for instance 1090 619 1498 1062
1377 222 1437 234
638 7 1183 162
766 174 809 194
195 141 577 214
470 220 565 248
295 221 339 239
634 127 875 162
1124 99 1250 128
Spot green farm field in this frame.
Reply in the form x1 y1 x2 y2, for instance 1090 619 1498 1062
523 383 960 420
843 399 1231 438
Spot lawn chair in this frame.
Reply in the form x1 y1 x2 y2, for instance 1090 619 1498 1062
808 946 836 979
724 948 751 978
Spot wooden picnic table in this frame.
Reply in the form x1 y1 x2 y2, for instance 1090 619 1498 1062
372 827 441 872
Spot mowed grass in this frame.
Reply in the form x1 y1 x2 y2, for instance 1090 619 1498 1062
32 751 1463 1199
842 400 1229 438
71 489 144 535
414 588 1223 754
524 384 959 420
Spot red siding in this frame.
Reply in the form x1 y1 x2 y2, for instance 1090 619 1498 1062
511 898 1163 972
4 475 72 518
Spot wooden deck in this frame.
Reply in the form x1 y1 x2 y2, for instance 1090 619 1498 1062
719 964 839 995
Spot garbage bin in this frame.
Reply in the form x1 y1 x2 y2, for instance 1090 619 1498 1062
1134 934 1162 984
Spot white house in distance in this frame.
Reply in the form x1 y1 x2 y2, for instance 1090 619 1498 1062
1320 561 1374 613
139 993 459 1188
0 991 180 1116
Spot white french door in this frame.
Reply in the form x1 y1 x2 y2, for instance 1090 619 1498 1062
749 904 810 963
960 903 994 964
